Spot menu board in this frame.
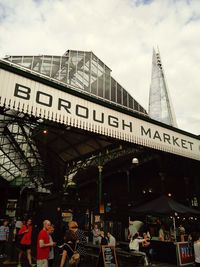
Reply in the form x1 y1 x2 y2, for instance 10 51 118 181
177 242 194 266
96 245 118 267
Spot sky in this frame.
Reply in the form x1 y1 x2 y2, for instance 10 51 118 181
0 0 199 135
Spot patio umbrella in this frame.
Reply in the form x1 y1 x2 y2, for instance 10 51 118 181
130 195 200 215
129 220 144 236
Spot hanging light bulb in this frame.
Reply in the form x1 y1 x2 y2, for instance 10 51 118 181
43 129 48 134
132 158 139 164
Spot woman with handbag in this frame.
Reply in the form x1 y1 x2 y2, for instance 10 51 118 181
59 230 80 267
68 221 87 266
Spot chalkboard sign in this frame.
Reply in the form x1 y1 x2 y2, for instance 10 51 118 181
96 245 118 267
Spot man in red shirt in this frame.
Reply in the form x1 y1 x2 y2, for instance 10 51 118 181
37 220 56 267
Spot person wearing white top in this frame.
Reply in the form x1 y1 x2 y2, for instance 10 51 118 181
129 233 149 266
48 225 55 267
92 224 101 245
194 235 200 267
107 232 116 246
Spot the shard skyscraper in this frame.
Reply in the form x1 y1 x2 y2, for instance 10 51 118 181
148 48 177 127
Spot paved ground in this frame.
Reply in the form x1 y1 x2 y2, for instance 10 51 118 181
0 257 188 267
0 243 194 267
0 261 181 267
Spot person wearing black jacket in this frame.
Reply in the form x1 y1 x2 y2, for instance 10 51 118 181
100 231 108 246
59 230 77 267
70 221 87 267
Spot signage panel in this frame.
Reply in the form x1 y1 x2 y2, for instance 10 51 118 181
177 242 194 266
0 67 200 161
97 245 118 267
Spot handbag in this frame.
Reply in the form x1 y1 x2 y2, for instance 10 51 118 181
69 250 80 265
64 241 80 266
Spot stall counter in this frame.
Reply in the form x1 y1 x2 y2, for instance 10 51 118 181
150 240 194 266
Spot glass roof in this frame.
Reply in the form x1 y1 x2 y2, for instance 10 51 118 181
4 50 147 115
0 111 45 188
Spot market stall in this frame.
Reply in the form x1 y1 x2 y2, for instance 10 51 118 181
130 195 200 265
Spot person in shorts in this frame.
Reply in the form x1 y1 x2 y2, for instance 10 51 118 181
18 218 33 266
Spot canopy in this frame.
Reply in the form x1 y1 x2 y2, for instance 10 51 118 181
130 195 200 215
129 220 144 236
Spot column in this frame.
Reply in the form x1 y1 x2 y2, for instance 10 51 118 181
98 165 104 214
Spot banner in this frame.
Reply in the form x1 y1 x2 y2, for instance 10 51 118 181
0 66 199 161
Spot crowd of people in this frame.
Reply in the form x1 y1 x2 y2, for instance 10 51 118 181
91 223 116 246
0 218 117 267
2 216 200 267
126 221 200 267
15 218 88 267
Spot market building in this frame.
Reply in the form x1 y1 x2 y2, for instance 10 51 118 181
0 50 200 235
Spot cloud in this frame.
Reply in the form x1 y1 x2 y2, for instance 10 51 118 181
0 0 199 134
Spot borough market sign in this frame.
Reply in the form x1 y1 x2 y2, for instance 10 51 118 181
0 63 199 161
